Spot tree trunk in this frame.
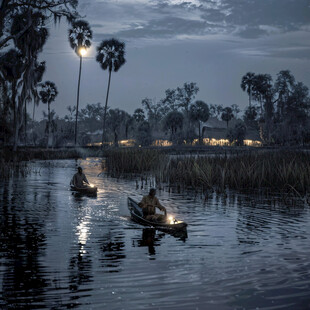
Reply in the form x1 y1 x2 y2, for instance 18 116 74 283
47 102 51 148
249 89 251 107
75 56 83 146
102 69 112 147
114 130 118 147
24 101 27 146
12 81 18 151
32 101 36 145
198 121 201 144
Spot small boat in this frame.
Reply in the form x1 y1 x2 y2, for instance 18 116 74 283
70 185 98 195
128 197 187 231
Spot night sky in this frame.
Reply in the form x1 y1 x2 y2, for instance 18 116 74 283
37 0 310 119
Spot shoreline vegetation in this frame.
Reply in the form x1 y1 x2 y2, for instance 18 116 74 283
1 146 310 197
103 148 310 196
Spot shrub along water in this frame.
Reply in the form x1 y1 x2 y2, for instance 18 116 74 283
103 149 310 195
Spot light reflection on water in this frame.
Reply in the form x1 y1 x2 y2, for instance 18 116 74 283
0 158 309 309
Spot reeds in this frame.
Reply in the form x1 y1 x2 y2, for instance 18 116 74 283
0 159 32 179
103 149 310 195
104 148 167 176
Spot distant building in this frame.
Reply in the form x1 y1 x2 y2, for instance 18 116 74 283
201 117 261 142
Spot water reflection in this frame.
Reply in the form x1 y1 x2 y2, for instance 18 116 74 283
137 228 158 256
0 158 309 309
0 182 48 308
67 242 93 309
99 229 126 273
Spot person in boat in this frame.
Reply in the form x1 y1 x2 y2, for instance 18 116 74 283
71 166 90 188
139 188 167 222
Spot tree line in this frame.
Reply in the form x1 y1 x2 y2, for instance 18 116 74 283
0 1 309 148
0 0 126 149
241 70 310 145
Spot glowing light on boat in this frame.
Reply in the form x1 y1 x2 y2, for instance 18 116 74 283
168 216 178 224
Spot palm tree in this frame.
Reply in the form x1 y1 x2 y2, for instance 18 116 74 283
96 38 126 146
68 19 92 146
39 81 58 148
241 72 255 107
221 107 234 128
189 100 210 144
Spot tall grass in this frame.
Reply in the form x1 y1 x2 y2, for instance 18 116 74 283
103 149 310 195
104 148 167 176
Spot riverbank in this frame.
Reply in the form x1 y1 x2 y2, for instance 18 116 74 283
1 144 308 162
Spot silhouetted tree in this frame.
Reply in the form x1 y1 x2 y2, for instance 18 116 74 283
221 107 234 128
141 98 164 131
189 100 209 144
274 70 295 121
209 103 223 119
161 88 178 112
241 72 255 107
163 111 184 142
11 11 48 145
39 81 58 148
68 19 92 146
107 108 127 146
0 49 25 150
253 74 274 142
96 38 126 146
133 108 145 123
176 82 199 114
243 105 259 129
231 104 241 118
0 0 78 50
136 121 152 146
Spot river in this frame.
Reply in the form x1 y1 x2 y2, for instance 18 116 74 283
0 158 309 309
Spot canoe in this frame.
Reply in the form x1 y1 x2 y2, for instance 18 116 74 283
70 185 98 195
128 197 187 231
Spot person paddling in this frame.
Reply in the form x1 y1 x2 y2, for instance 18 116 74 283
139 188 167 222
71 166 90 188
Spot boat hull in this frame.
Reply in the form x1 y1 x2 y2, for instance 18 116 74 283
70 186 98 195
128 197 187 231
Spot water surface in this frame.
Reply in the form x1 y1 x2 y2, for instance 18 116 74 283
0 158 309 309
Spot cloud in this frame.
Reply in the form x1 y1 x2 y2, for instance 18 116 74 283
78 0 310 60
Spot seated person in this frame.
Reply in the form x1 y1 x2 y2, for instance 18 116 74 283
139 188 167 222
71 166 90 188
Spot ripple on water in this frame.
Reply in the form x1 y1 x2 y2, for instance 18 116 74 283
0 158 310 309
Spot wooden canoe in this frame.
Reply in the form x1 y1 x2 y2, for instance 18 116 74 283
70 185 98 195
128 197 187 231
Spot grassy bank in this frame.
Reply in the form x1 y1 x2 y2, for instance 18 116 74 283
103 149 310 195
